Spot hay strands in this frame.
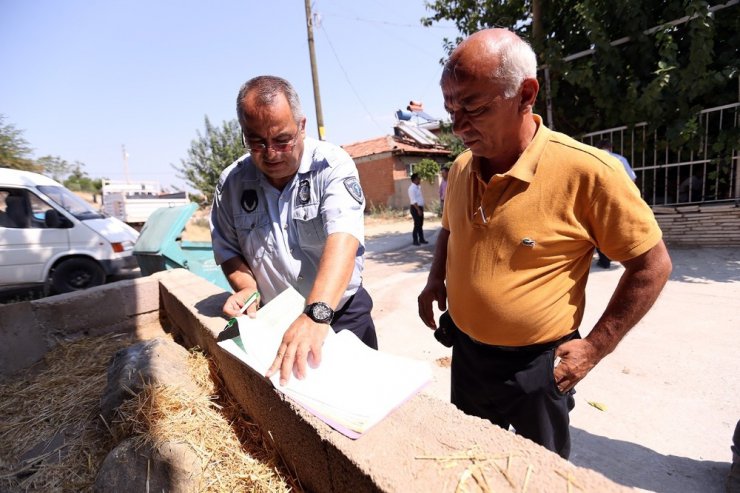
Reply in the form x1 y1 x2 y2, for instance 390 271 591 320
555 469 584 492
417 449 537 492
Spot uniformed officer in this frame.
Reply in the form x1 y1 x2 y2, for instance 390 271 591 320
211 75 377 386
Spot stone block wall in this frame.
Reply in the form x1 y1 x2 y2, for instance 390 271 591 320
655 204 740 246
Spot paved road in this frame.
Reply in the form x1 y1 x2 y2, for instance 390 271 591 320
363 216 739 493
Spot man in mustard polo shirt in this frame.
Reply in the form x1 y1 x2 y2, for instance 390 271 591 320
417 29 672 459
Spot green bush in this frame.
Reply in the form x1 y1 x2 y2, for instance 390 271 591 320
414 158 441 184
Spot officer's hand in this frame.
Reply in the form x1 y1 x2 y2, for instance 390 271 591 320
222 289 259 318
417 279 447 330
553 339 600 393
265 314 330 386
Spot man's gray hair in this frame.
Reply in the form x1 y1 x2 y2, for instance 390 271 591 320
491 35 538 98
236 75 305 128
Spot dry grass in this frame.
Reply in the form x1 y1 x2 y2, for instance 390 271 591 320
0 333 132 491
182 208 212 242
416 447 537 493
0 333 300 492
111 350 298 492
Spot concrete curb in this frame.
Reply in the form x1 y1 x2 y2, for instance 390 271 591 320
157 269 630 492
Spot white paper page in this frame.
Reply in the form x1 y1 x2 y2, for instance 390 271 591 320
218 286 431 435
276 330 432 430
236 287 307 373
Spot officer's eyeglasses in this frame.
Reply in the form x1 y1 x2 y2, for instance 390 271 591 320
243 129 301 154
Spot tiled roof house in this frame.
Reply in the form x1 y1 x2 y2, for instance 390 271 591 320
342 121 451 210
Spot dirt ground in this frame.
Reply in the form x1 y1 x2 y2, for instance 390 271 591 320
363 214 739 493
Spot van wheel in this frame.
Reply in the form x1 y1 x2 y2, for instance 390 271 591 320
51 258 106 293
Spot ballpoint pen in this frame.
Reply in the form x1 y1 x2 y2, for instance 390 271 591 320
224 291 260 330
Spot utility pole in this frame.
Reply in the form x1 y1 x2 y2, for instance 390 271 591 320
121 144 130 183
304 0 325 140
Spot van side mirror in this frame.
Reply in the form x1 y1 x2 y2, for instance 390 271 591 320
45 209 72 228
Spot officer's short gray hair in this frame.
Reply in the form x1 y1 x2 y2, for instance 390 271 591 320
236 75 305 128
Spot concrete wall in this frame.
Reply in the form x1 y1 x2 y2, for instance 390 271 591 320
0 276 161 377
0 270 631 492
156 269 629 493
655 204 740 246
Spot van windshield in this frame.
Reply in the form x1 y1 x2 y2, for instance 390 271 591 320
37 186 105 220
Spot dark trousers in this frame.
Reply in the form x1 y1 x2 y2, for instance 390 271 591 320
410 206 425 244
332 286 377 349
449 316 578 459
597 249 611 267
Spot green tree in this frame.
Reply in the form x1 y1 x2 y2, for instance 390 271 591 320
436 122 465 163
423 0 739 143
0 115 39 171
414 158 441 183
63 163 101 193
175 116 244 201
37 155 74 181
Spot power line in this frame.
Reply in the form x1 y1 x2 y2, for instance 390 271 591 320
317 23 386 136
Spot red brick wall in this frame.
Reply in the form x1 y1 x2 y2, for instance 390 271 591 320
357 156 396 208
355 154 451 210
393 160 408 180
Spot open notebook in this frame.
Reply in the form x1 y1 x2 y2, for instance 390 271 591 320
217 287 432 439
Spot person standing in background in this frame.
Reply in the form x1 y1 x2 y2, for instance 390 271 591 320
597 139 637 181
728 419 740 492
595 139 638 268
408 173 427 246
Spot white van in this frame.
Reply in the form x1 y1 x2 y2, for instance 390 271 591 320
0 168 140 294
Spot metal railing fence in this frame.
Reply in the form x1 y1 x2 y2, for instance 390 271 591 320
581 102 739 207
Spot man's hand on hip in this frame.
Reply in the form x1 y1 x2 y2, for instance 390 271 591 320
553 338 600 393
265 314 330 386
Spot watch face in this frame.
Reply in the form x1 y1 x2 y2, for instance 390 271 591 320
311 303 333 322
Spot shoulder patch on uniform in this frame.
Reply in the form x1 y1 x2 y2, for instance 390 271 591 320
343 177 364 204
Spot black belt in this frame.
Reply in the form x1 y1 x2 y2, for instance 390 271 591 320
465 328 580 353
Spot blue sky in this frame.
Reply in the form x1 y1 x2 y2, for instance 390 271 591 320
1 0 458 191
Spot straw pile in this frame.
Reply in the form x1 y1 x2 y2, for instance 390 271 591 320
0 333 300 492
0 333 132 491
109 346 299 492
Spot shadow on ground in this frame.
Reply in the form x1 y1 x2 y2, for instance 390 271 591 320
571 427 730 493
365 230 437 272
665 247 740 284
